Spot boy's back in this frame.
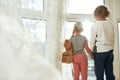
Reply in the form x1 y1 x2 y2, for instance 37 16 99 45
91 21 115 52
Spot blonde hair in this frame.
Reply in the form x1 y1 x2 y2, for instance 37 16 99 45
94 5 110 18
72 22 83 36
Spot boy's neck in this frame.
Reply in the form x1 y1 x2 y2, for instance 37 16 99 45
96 16 106 21
97 19 106 21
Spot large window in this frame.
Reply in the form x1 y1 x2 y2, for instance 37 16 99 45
65 0 104 79
22 19 46 56
20 0 46 56
20 0 104 79
67 0 104 14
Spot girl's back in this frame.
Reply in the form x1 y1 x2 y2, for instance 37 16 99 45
70 35 87 54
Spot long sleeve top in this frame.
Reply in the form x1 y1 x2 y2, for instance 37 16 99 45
90 20 115 52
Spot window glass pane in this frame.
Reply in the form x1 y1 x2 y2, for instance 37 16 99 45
22 18 46 56
21 0 43 11
67 0 104 14
65 22 75 39
65 22 95 78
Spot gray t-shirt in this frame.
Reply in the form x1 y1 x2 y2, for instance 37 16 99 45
70 35 87 54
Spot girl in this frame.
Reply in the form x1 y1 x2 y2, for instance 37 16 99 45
70 22 94 80
90 5 115 80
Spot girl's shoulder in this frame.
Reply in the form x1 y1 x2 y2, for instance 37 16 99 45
78 35 87 41
81 35 87 40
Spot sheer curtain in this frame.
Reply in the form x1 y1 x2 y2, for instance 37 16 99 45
0 0 68 73
45 0 68 70
0 1 62 80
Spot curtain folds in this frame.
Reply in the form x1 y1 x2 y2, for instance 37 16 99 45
0 0 69 71
0 2 62 80
45 0 68 70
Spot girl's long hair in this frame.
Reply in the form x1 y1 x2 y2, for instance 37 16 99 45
72 22 83 36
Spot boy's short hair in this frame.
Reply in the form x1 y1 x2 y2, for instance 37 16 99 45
94 5 110 18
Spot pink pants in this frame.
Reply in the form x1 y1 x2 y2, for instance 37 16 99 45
73 54 88 80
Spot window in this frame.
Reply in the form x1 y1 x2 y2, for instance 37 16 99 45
21 0 44 11
64 0 104 79
64 22 74 39
22 18 46 56
67 0 104 14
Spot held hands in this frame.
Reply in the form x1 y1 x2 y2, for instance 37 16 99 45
90 54 94 59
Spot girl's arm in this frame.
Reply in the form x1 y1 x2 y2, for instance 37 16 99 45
84 41 94 59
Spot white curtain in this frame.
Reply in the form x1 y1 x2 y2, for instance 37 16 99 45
0 1 62 80
0 0 67 80
45 0 68 70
